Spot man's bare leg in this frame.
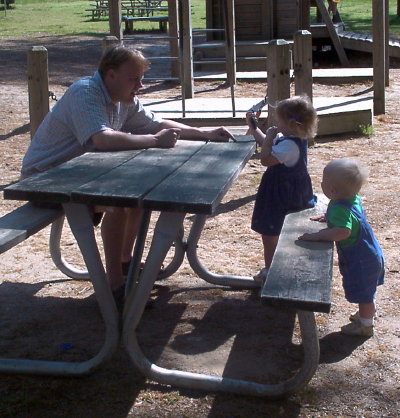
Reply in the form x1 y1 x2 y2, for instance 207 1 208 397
101 207 129 291
121 207 143 264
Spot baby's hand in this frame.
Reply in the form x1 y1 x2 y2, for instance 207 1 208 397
265 126 278 142
310 214 326 222
298 232 318 241
245 111 257 133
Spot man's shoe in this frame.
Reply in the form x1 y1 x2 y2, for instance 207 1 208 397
122 260 164 279
112 285 125 316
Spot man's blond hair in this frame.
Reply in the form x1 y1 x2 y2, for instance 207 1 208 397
98 45 149 79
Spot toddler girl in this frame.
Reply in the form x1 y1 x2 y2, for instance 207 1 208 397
246 95 317 284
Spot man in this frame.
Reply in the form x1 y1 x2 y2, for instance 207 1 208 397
22 45 234 303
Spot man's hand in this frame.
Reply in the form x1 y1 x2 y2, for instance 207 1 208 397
204 127 235 142
154 128 181 148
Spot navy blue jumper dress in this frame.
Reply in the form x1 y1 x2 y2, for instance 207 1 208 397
251 136 316 236
328 199 385 304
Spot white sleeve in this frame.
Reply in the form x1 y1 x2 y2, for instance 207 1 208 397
271 138 300 167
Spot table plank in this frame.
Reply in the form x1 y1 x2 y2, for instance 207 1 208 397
4 151 143 203
70 141 205 207
144 138 255 214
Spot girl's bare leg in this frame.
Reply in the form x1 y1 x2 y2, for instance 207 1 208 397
359 302 376 321
262 234 279 269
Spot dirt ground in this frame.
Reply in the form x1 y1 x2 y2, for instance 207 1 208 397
0 35 399 417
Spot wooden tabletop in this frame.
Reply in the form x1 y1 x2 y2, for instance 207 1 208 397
5 136 255 215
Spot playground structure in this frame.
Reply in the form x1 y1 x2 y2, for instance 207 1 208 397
27 1 389 137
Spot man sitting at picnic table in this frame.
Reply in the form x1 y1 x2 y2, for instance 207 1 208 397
21 44 234 307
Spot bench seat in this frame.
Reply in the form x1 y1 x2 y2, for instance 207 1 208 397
261 200 333 313
122 15 168 33
0 202 63 254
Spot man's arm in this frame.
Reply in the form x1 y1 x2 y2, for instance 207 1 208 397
91 128 180 150
158 119 235 142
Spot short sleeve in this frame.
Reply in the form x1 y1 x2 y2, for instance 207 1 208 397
327 204 353 229
271 138 300 167
52 82 111 147
121 98 162 134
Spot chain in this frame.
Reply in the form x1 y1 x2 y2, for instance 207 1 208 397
48 91 58 101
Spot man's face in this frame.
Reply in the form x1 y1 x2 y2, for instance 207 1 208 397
106 58 145 104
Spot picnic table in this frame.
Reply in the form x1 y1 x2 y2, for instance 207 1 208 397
1 133 335 397
2 137 262 380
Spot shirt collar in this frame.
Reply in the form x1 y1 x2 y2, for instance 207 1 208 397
93 71 113 105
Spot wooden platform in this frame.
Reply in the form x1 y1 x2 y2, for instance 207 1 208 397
142 96 372 136
339 31 400 59
194 68 373 83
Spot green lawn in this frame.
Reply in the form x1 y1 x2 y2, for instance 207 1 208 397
1 0 399 39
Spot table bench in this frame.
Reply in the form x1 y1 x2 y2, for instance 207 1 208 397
85 6 108 20
260 198 333 396
0 202 101 375
122 15 168 33
0 202 62 255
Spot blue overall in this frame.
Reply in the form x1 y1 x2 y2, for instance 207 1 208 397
328 199 385 304
251 136 316 236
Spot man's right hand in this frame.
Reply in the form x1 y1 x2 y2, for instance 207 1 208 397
154 128 181 148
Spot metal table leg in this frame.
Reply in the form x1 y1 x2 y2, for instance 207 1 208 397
123 211 186 328
124 233 320 398
186 214 259 288
0 203 119 376
49 215 90 280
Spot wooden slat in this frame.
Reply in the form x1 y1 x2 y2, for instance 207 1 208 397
4 151 142 203
71 141 204 207
261 203 333 313
314 0 349 66
143 136 255 214
0 203 62 254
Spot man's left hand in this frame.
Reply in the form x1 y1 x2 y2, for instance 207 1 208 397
205 127 235 142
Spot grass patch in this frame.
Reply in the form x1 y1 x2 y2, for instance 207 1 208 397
1 0 399 39
358 123 375 137
0 0 205 38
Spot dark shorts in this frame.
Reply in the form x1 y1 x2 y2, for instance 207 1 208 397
31 201 103 226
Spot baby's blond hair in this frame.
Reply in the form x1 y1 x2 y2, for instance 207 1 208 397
276 95 318 140
324 158 368 197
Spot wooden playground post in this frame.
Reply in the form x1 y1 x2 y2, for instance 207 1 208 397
109 0 122 40
298 0 311 30
223 0 236 116
373 0 385 115
385 0 389 87
266 39 291 127
293 30 313 101
314 0 349 66
102 35 121 51
181 0 194 99
27 46 49 139
168 0 180 78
